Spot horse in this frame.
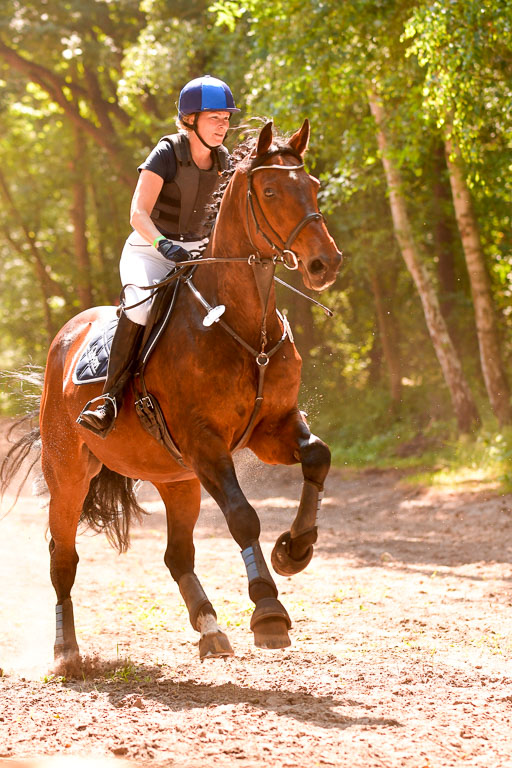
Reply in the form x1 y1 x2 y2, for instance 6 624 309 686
1 120 342 672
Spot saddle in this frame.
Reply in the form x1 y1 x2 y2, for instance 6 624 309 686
73 274 187 467
73 277 179 386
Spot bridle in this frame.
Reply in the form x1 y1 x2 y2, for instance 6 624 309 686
246 153 324 270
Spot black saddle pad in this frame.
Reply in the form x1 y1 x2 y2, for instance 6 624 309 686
72 276 181 387
72 315 118 385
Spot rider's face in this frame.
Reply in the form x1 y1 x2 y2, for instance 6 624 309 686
195 111 231 146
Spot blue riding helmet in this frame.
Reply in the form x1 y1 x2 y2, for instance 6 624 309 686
178 75 240 119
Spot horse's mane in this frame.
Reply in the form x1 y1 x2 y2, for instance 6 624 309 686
203 122 300 235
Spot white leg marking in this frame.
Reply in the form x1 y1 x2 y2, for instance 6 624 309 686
197 613 222 637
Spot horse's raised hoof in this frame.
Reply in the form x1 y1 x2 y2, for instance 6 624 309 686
271 530 314 576
199 631 234 661
53 647 83 678
251 597 291 650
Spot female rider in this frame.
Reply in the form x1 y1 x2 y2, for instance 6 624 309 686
78 75 240 437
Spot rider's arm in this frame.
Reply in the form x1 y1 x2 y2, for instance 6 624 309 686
129 169 165 246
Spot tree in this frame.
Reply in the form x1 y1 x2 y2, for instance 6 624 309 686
212 0 482 430
367 88 480 431
405 0 512 424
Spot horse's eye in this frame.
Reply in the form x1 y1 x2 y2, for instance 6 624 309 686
264 188 275 197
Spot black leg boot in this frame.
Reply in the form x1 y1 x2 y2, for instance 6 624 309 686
76 313 143 438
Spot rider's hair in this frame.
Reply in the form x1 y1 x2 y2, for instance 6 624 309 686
175 114 195 132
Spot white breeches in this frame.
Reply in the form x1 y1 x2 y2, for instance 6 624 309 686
119 231 207 325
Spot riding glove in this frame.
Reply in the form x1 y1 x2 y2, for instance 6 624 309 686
156 238 190 265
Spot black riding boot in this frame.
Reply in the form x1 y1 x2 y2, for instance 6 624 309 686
77 313 143 438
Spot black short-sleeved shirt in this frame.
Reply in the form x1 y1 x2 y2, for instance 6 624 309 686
137 140 177 183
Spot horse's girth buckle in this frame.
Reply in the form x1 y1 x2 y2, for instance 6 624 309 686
135 395 154 411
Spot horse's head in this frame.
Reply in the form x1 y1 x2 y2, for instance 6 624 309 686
245 120 342 291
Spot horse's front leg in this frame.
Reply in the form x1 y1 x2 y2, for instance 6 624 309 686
154 478 233 660
249 408 330 576
187 441 291 649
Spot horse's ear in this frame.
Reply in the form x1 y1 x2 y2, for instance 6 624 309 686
255 121 274 156
288 119 310 157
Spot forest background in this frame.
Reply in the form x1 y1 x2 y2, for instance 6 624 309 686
1 0 512 483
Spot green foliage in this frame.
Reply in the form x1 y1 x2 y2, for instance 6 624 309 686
1 0 512 461
406 424 512 492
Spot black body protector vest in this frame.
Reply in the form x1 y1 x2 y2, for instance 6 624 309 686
150 133 229 240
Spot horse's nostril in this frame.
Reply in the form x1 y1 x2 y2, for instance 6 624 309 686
309 259 326 275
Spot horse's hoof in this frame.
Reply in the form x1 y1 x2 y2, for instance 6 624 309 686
271 530 314 576
253 617 291 649
199 631 234 660
53 647 82 677
251 597 291 649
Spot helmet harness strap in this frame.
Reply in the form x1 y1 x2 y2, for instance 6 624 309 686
192 113 218 151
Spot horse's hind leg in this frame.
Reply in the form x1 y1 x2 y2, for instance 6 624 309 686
42 433 100 673
189 445 291 650
155 479 234 660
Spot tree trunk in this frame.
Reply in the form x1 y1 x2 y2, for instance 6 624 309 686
0 169 71 343
367 89 480 433
70 127 94 310
432 143 457 319
444 130 512 426
369 270 402 406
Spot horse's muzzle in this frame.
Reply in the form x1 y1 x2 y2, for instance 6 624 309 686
303 248 342 291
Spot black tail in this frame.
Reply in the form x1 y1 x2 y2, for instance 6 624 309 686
1 366 146 552
81 467 147 554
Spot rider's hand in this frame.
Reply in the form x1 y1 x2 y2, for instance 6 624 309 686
156 238 190 264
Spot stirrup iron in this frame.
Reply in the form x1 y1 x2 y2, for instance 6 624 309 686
77 393 118 421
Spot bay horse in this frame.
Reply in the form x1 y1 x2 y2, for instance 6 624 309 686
2 120 341 672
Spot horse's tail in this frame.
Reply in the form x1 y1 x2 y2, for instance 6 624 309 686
80 468 147 554
0 366 45 508
0 413 42 508
1 367 146 553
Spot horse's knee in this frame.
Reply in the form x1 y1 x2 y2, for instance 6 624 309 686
299 435 331 485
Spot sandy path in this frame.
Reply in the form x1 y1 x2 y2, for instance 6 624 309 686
1 429 512 767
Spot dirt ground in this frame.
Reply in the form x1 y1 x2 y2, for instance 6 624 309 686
1 420 511 768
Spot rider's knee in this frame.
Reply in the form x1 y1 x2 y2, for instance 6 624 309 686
123 305 149 326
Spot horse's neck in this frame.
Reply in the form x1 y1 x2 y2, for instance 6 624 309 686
194 192 281 344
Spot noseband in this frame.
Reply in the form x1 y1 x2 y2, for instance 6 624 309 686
246 155 323 269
